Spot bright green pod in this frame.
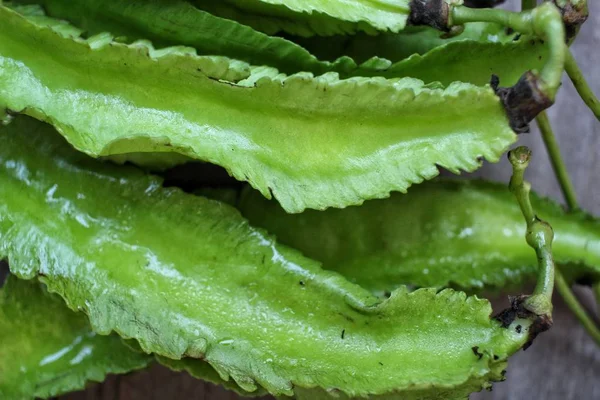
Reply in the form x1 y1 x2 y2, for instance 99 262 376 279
234 180 600 294
0 5 516 213
1 116 529 398
0 275 151 399
193 0 411 37
362 36 546 87
11 0 358 76
290 22 516 66
236 181 599 292
18 0 547 88
291 24 546 87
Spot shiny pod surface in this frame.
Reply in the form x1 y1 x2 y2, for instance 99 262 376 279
195 0 411 36
1 117 527 397
0 276 151 399
17 0 547 87
0 5 516 213
237 180 600 294
11 0 358 76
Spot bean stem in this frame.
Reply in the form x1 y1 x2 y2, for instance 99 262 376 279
509 147 555 316
535 112 579 210
522 0 600 344
535 114 600 344
452 2 565 101
555 270 600 346
565 49 600 121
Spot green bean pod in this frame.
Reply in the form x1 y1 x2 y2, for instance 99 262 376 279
0 276 151 399
0 4 516 213
235 180 600 294
15 0 547 88
0 116 530 398
192 0 411 37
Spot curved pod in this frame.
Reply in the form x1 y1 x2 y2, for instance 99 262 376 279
0 276 151 399
203 0 411 36
17 0 548 87
1 117 528 397
0 6 516 212
237 180 600 293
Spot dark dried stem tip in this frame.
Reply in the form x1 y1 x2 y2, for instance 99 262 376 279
495 295 553 350
451 3 565 133
556 1 589 43
492 73 552 134
408 0 449 31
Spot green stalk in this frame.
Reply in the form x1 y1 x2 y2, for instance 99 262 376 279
535 112 579 210
452 2 565 101
509 147 555 317
555 271 600 346
565 49 600 121
521 0 600 344
536 114 600 346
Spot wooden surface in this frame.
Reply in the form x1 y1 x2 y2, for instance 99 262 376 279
11 0 600 398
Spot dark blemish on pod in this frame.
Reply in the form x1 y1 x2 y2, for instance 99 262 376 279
299 280 305 286
516 324 522 333
493 355 499 360
471 346 483 359
341 329 346 339
558 2 588 43
338 313 355 323
379 362 384 366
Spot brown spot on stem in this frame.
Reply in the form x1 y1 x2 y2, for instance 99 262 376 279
556 1 588 43
494 295 553 350
408 0 449 31
491 72 553 134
